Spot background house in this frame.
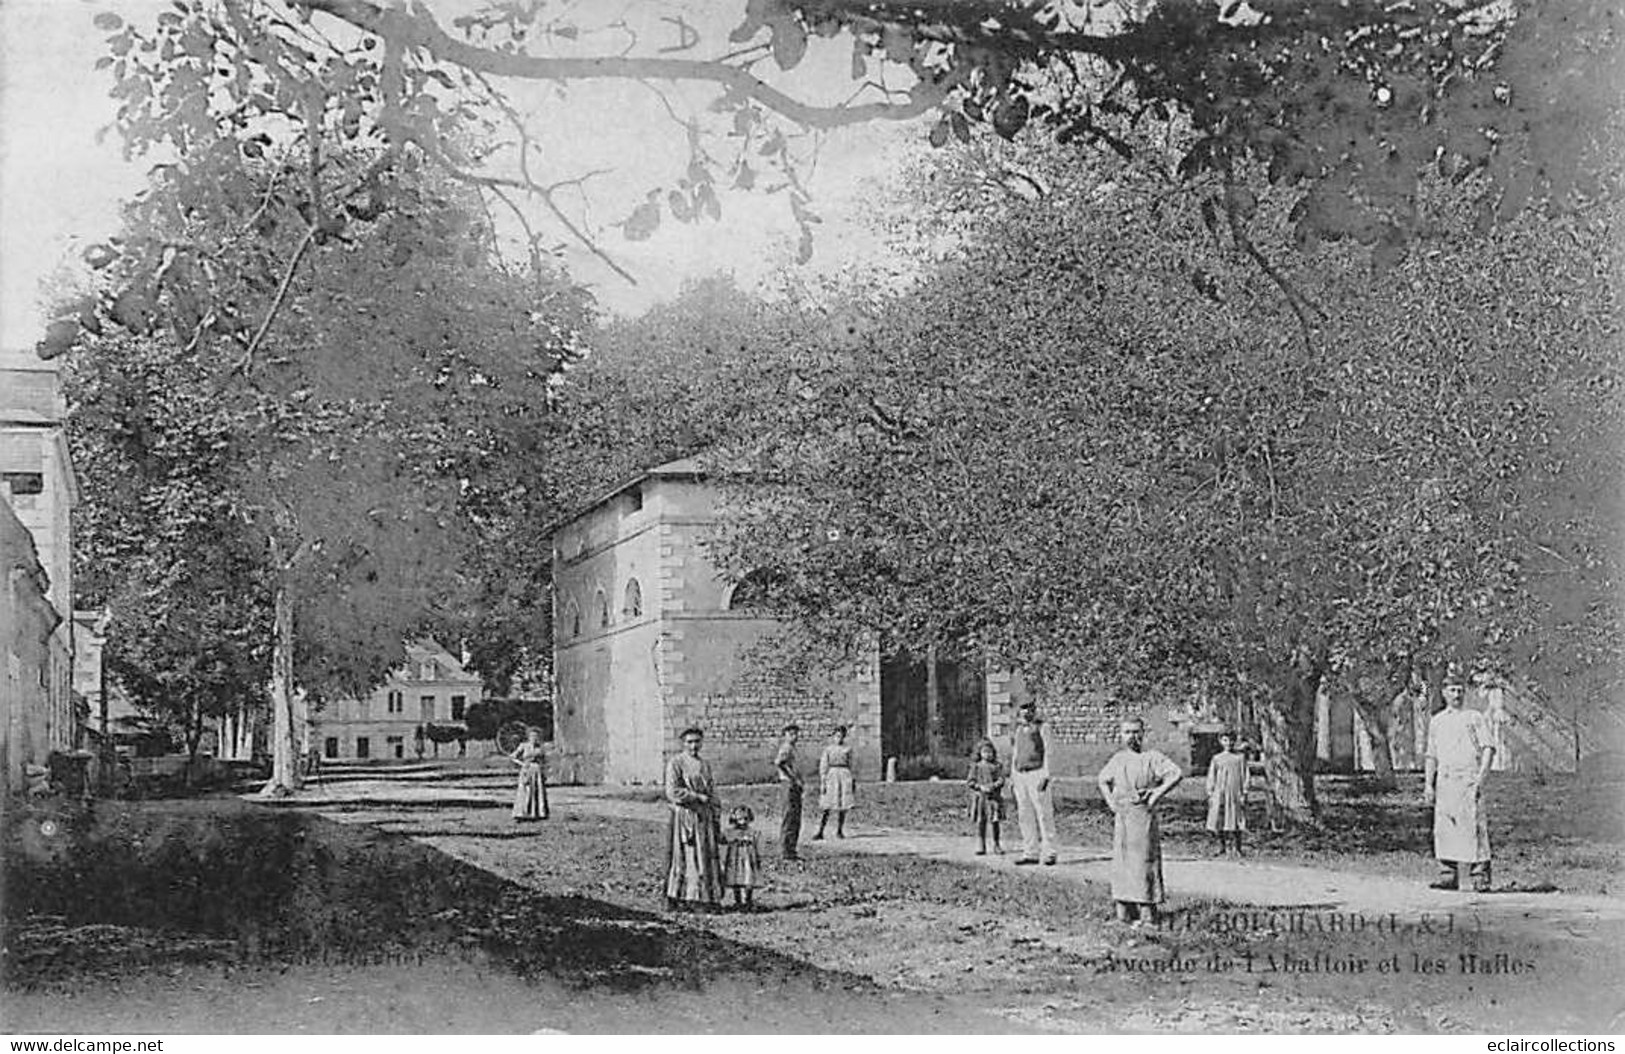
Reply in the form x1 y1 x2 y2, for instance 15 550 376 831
1 357 80 797
311 640 483 761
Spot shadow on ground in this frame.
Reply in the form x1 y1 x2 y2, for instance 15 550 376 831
1 798 868 997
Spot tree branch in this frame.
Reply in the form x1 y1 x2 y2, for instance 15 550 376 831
443 166 638 285
1221 175 1327 356
236 224 319 376
292 0 943 130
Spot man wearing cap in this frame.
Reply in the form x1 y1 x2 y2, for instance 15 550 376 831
1008 700 1059 865
1425 668 1496 891
1098 716 1183 923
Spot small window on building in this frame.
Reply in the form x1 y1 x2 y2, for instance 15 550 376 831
387 735 404 759
355 737 371 759
623 578 643 619
564 600 581 639
625 485 643 513
451 695 467 721
420 695 436 721
6 470 43 510
387 690 403 714
324 737 339 759
4 472 43 496
596 589 610 629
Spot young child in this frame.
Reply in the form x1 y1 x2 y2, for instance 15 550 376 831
966 740 1007 856
722 804 761 910
1205 730 1248 854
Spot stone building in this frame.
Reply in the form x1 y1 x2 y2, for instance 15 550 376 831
547 459 1190 786
1 502 71 797
312 640 483 761
549 454 1593 786
1 359 80 794
548 459 878 785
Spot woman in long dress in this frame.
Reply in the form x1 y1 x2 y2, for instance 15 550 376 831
510 727 549 822
664 726 724 911
814 725 856 840
1097 716 1182 924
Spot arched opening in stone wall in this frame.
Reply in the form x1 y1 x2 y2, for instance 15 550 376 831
724 568 784 612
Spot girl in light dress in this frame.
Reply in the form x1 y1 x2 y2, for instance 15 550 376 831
813 725 856 840
966 740 1007 855
1204 730 1248 854
722 804 761 911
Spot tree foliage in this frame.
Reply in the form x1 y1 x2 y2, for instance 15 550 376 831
59 142 591 788
695 139 1621 822
36 0 1617 357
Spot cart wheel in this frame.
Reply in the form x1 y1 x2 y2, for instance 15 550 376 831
496 720 529 755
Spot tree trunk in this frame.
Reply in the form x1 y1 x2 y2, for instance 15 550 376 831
1421 661 1446 716
1341 657 1409 789
925 645 943 763
260 578 300 796
1257 658 1324 828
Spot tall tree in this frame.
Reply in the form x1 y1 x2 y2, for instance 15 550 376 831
61 147 590 793
704 140 1621 824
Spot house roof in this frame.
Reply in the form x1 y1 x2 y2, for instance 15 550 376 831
402 639 482 682
544 455 711 536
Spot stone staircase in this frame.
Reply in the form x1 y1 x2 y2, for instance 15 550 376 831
1496 689 1580 774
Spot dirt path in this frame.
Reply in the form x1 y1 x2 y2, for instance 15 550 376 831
281 768 1625 1031
298 770 1625 935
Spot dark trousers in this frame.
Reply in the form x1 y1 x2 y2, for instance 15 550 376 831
781 783 803 857
1437 859 1492 890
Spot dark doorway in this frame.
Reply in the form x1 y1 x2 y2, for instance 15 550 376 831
880 649 985 775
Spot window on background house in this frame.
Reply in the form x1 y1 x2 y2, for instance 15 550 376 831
387 736 404 759
420 696 435 721
625 484 643 513
324 737 339 759
3 472 42 510
451 695 466 721
387 690 403 714
355 737 370 759
596 590 610 629
623 578 643 619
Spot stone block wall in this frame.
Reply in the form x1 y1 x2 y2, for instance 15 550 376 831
989 668 1192 777
662 620 880 784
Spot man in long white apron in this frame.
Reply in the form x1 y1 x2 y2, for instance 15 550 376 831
1424 671 1496 891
